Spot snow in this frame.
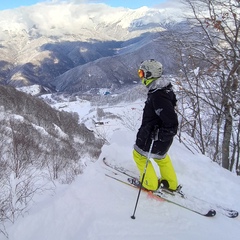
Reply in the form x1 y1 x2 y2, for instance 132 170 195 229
0 2 185 40
193 67 200 77
17 85 42 96
2 97 240 240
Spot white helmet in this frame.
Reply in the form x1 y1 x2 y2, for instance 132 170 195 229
138 59 163 79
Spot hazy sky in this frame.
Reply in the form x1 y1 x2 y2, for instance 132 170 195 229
0 0 168 11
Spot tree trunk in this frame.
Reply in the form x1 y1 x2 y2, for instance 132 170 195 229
222 105 233 169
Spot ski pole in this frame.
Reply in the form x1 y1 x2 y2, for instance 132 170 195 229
131 138 155 219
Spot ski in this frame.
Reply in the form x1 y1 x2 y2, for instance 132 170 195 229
105 171 216 217
191 196 238 218
102 158 238 218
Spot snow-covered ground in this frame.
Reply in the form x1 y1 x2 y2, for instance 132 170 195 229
3 97 240 240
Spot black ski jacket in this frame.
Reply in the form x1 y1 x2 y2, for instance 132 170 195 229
134 83 178 159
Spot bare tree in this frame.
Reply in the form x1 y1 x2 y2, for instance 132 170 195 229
177 0 240 170
119 108 142 132
3 119 50 223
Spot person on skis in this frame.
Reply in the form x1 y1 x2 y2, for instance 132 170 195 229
133 59 178 191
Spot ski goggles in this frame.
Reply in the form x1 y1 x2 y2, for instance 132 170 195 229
138 69 145 78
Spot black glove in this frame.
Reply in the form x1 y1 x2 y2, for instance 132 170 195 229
150 125 159 141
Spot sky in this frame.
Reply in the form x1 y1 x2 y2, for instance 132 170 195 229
0 0 167 11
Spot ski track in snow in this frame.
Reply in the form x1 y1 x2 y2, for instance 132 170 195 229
3 100 240 240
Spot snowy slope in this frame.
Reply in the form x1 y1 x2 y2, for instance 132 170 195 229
3 98 240 240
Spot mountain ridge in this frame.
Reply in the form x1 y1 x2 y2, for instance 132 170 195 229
0 2 185 93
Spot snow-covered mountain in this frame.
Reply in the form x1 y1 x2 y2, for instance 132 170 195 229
0 2 185 93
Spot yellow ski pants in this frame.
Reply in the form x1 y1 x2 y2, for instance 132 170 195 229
133 150 178 191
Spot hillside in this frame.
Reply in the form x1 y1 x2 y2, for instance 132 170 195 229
0 85 104 237
2 96 240 240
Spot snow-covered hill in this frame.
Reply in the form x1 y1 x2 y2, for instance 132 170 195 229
3 95 240 240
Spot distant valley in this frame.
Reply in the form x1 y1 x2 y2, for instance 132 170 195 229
0 3 185 94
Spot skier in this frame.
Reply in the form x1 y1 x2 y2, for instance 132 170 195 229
133 59 178 191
